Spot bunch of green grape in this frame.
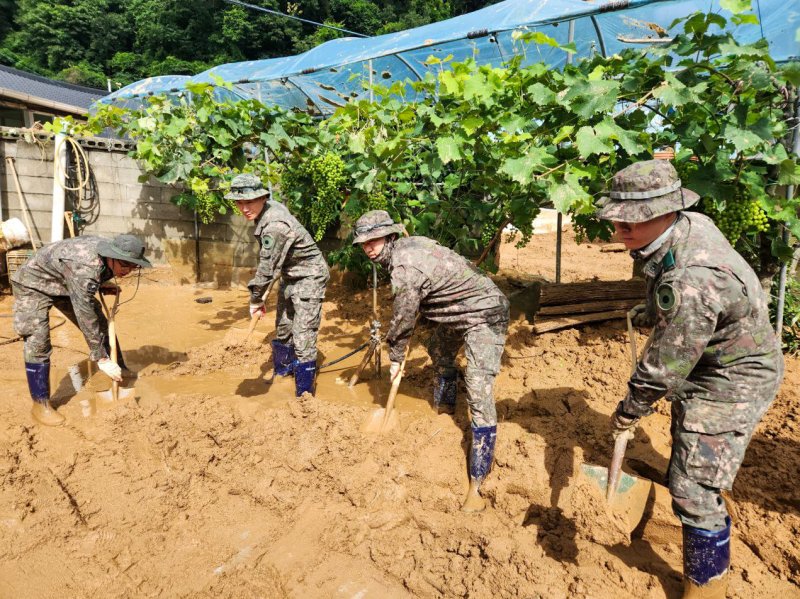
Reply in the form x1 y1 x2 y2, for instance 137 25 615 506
366 190 388 211
307 152 345 241
704 192 769 242
480 222 498 246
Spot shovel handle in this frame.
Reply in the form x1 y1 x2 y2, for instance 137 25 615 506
98 291 122 400
241 276 280 341
349 342 375 388
607 429 632 502
382 355 406 430
245 312 262 337
626 313 638 377
108 318 120 402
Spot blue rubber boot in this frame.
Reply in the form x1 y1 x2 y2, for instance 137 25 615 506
462 424 497 513
682 518 731 598
469 425 497 482
271 340 297 377
25 362 64 426
433 373 457 413
294 360 317 397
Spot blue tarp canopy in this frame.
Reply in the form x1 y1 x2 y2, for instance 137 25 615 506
97 0 799 115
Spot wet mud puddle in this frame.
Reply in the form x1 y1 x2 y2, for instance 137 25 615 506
48 350 434 424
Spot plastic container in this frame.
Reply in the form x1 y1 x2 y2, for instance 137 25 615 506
0 218 31 252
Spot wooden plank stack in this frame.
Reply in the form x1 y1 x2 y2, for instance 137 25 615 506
507 278 646 334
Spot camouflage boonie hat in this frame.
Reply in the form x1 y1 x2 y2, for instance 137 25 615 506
224 173 269 201
596 160 700 223
97 234 152 268
351 210 405 245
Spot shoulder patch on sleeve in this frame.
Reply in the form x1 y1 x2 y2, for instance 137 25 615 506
261 235 274 250
656 282 679 312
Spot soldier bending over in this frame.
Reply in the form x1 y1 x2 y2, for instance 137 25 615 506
353 210 510 512
11 234 151 426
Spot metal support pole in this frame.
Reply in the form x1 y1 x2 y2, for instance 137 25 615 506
264 148 273 197
51 133 68 242
368 59 374 103
194 209 201 283
555 20 576 284
775 95 800 334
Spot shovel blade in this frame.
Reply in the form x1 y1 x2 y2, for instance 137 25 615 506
96 385 135 404
580 463 653 533
360 407 399 434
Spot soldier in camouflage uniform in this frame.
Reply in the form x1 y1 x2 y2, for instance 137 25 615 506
11 234 151 426
226 174 329 396
597 160 783 599
353 210 510 513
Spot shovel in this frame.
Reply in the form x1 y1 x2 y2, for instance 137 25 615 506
360 353 406 434
578 311 653 532
97 290 134 403
223 276 279 347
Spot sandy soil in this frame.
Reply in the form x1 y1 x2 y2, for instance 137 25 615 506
0 229 798 598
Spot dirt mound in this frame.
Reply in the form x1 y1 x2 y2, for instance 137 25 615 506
143 338 269 376
1 229 798 598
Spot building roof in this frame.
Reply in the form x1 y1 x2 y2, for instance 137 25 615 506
0 64 107 115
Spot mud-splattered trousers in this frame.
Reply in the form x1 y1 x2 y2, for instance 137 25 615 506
11 284 120 364
248 201 329 363
10 236 117 364
274 278 326 363
378 236 510 429
426 319 508 428
623 213 783 531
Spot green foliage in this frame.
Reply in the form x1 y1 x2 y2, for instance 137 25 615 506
50 12 800 286
771 276 800 355
57 61 108 89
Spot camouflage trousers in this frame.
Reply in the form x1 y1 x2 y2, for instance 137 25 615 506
668 382 781 530
11 284 117 365
425 318 508 428
274 280 325 363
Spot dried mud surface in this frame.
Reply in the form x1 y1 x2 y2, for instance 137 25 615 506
0 230 798 598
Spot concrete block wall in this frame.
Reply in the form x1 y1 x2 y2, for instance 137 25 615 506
0 134 260 286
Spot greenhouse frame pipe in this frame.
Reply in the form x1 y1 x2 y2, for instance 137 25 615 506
556 19 576 284
285 77 324 114
394 54 424 82
775 95 800 335
590 16 608 57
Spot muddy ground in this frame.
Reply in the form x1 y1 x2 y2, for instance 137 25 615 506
0 230 798 598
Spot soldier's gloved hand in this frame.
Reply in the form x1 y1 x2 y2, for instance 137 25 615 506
98 358 123 382
99 284 121 296
389 361 402 382
611 402 640 440
249 301 266 318
628 303 649 328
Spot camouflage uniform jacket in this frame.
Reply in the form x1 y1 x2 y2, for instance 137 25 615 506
623 211 783 418
249 200 329 303
383 236 509 363
11 236 114 361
